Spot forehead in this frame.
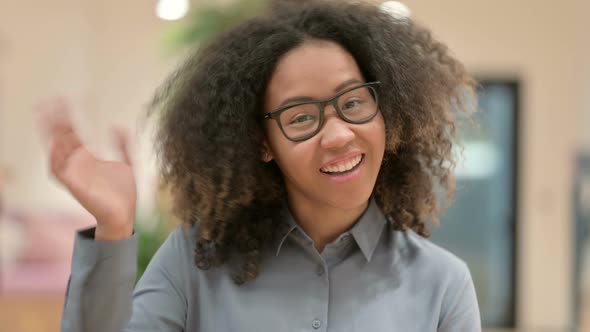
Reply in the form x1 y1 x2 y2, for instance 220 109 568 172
265 40 365 108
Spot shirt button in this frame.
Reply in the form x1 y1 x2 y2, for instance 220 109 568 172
340 234 351 242
315 265 325 276
312 319 322 329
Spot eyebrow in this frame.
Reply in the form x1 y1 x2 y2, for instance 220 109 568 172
276 78 363 108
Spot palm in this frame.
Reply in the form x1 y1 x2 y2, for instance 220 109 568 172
40 98 137 238
59 146 136 229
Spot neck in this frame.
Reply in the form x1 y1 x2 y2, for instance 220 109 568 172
287 195 369 253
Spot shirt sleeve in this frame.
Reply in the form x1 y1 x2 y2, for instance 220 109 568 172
60 227 188 332
437 263 482 332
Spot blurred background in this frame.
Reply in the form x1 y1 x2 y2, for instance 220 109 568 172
0 0 589 331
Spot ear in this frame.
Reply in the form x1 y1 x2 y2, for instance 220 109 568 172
261 140 274 162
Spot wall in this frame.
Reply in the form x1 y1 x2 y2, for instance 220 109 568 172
404 0 588 329
575 0 590 153
0 0 175 215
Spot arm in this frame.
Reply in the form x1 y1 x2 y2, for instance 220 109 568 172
61 227 187 332
128 227 188 330
437 263 482 332
61 228 136 332
39 99 188 330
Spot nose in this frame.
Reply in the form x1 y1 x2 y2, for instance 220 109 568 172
319 107 355 150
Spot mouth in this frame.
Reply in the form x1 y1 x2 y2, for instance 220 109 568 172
320 154 365 176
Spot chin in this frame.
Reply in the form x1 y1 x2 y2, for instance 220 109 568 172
327 191 373 211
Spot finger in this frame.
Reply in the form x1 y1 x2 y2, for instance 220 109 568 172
36 97 69 134
37 97 85 153
113 127 133 166
47 126 83 164
36 98 74 146
48 129 86 176
59 130 83 159
49 139 69 179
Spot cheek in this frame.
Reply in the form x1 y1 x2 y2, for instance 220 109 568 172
270 140 317 179
368 113 387 148
281 143 314 168
264 121 282 141
264 124 286 156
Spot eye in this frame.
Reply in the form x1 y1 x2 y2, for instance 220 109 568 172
289 114 316 125
342 99 363 110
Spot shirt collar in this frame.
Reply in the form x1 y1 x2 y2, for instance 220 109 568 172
349 197 387 261
275 197 387 262
274 205 299 257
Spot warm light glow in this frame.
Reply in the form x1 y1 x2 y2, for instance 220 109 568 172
379 1 411 19
156 0 189 21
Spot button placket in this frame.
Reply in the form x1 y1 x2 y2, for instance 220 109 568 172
310 257 329 331
315 264 325 276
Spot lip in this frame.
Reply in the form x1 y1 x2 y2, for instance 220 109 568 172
320 154 365 184
319 152 365 169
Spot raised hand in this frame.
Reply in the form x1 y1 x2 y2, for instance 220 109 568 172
39 98 137 240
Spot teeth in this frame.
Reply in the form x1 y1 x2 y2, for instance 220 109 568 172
344 161 353 171
321 155 362 173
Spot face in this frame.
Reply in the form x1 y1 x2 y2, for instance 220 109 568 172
263 40 386 211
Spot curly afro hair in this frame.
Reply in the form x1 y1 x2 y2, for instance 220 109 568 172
149 0 477 284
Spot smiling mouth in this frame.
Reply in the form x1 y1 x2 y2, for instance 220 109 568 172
320 154 364 175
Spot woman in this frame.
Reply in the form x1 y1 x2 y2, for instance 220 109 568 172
46 1 481 331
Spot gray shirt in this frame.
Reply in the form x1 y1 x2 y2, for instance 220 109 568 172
61 199 481 331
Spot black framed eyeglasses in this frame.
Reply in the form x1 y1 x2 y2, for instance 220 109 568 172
262 81 381 142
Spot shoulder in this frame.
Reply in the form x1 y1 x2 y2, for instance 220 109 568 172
390 229 479 325
392 229 470 284
160 224 197 260
143 224 197 276
168 224 196 245
137 224 197 295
